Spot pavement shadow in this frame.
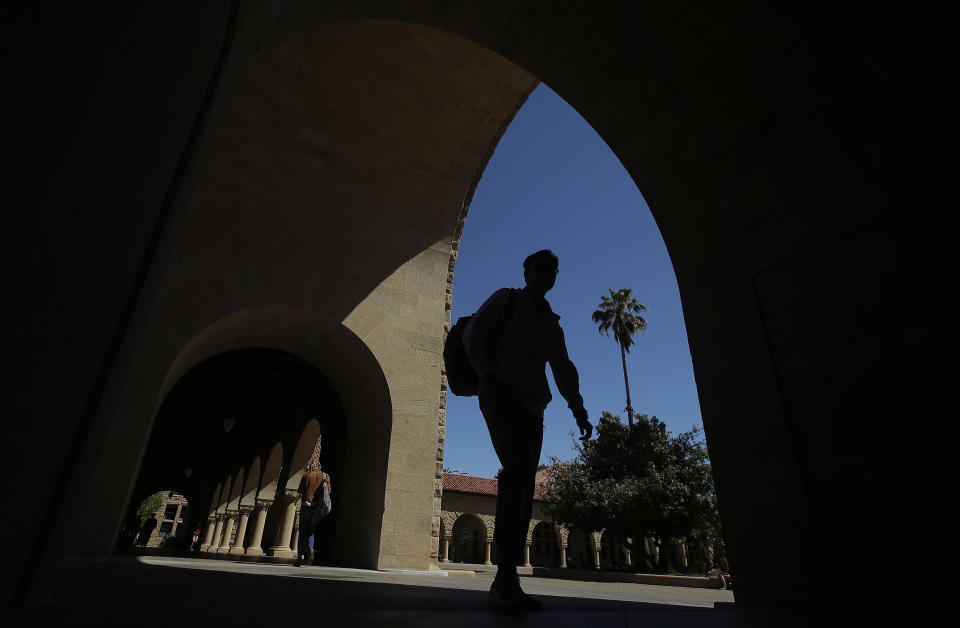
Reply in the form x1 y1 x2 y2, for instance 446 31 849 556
4 557 752 627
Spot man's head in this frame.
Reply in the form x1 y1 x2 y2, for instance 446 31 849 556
523 249 559 297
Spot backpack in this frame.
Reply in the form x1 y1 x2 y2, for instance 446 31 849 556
443 288 518 396
311 472 332 517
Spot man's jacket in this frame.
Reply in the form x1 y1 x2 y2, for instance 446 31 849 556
463 287 584 418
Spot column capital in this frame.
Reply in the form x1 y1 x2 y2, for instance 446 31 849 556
214 512 226 521
255 498 273 510
225 509 239 517
238 504 254 515
283 488 300 501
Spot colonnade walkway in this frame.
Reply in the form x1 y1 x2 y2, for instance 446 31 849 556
5 555 795 627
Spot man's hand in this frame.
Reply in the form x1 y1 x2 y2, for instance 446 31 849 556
573 406 592 440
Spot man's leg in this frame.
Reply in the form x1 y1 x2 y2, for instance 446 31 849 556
480 384 544 610
517 416 544 557
481 386 537 566
295 505 313 564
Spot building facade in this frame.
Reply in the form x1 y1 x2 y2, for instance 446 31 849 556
440 471 662 572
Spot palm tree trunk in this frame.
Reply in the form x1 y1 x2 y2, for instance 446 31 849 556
620 343 634 426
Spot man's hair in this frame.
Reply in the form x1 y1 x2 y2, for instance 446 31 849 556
305 457 321 472
523 249 559 271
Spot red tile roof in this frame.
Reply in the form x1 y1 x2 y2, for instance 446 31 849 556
442 473 497 496
442 469 554 501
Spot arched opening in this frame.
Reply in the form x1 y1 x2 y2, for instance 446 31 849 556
444 76 716 581
599 530 622 570
122 490 190 551
449 515 487 565
531 521 559 568
566 528 594 570
124 345 352 562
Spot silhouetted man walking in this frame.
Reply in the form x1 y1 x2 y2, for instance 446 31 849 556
464 249 591 611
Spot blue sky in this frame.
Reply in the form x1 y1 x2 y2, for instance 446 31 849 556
444 84 704 478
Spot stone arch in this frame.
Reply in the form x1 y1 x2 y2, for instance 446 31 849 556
216 478 232 514
259 443 284 502
566 528 594 570
240 457 260 507
283 419 322 493
163 311 388 570
599 529 623 570
530 520 559 568
449 513 488 565
439 511 458 536
208 482 223 517
226 468 244 511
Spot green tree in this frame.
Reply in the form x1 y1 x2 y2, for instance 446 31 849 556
591 289 648 426
135 491 167 526
543 412 721 573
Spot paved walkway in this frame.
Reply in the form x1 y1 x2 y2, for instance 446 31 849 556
4 555 780 627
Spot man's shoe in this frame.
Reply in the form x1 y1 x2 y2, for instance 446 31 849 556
293 556 302 567
517 589 544 611
488 581 524 611
488 577 544 612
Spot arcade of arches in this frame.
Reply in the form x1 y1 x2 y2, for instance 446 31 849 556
136 469 699 576
5 3 954 622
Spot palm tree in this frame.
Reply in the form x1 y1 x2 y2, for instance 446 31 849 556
592 288 648 426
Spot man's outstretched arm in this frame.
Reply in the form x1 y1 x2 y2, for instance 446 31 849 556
549 324 592 439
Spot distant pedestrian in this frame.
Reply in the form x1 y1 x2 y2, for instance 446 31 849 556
190 524 201 551
294 456 331 567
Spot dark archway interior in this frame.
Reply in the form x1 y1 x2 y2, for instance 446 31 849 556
125 348 347 559
144 348 319 477
450 516 486 565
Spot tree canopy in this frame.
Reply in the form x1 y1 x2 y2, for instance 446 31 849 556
543 411 722 572
135 491 167 525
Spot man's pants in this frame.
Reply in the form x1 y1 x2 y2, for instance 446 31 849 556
479 382 544 569
297 503 324 559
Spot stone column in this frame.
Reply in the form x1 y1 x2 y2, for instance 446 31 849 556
217 510 237 553
625 547 632 568
680 543 688 569
441 535 451 563
229 505 253 554
559 543 568 568
268 490 298 557
524 542 532 568
206 514 225 553
290 505 301 553
593 542 601 569
484 539 493 566
200 515 216 552
245 499 271 556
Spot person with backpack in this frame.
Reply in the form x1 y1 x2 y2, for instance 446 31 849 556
294 456 331 567
458 249 591 611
